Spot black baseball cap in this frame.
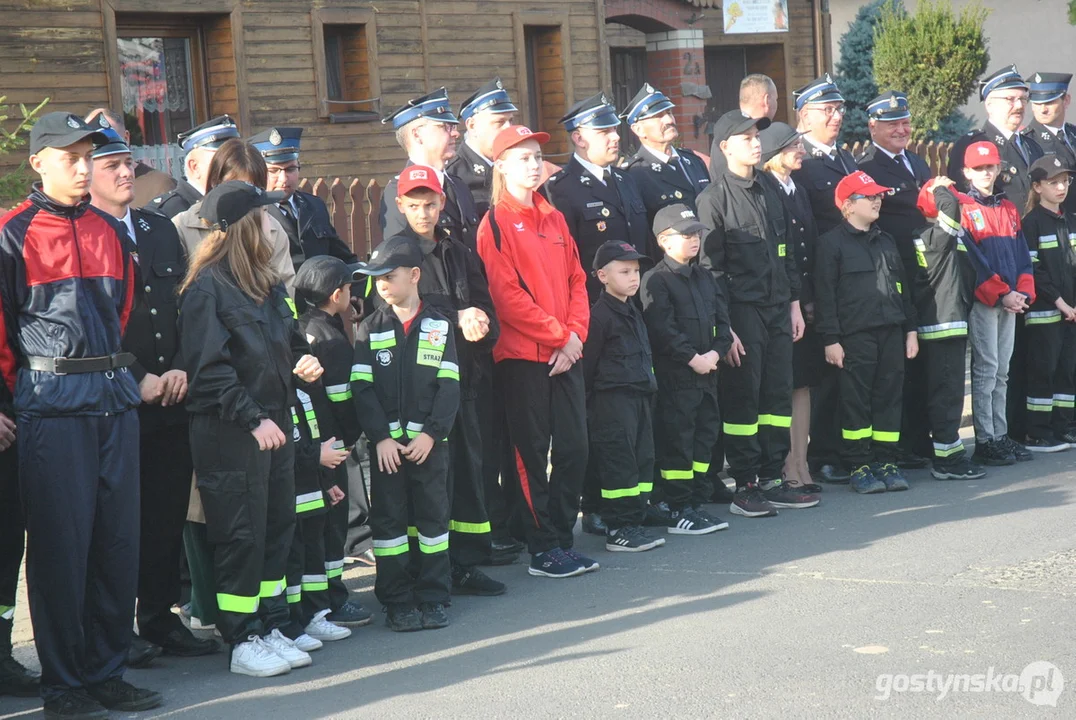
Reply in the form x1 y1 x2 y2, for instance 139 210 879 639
30 111 109 155
294 255 363 304
593 240 650 271
759 122 802 164
354 234 424 277
198 180 286 231
1029 153 1074 182
712 109 771 144
653 203 708 237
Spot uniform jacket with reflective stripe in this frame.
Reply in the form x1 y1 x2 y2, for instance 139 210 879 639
583 290 657 396
911 185 974 339
291 383 334 517
815 221 917 346
1023 204 1076 309
351 303 460 445
0 185 139 416
300 307 360 447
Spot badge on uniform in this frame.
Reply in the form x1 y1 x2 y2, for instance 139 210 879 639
1043 131 1052 142
474 164 485 175
269 128 282 145
597 221 607 232
969 208 986 232
580 174 591 186
417 318 449 368
376 349 393 366
137 217 151 232
674 191 683 199
601 207 610 217
651 162 662 173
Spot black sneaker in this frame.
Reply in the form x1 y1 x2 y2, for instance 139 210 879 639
691 506 729 530
564 548 600 573
729 484 779 517
126 635 162 669
931 457 987 480
709 478 736 504
141 626 219 657
759 478 820 508
1023 435 1069 453
581 513 607 536
528 548 586 578
999 436 1033 462
385 605 423 632
419 603 450 630
871 463 909 491
43 689 108 720
890 446 931 469
642 501 674 527
86 678 163 712
482 537 524 567
974 440 1016 466
813 463 850 484
667 507 722 534
451 566 507 596
1060 427 1076 445
328 600 373 626
606 526 665 552
0 655 40 698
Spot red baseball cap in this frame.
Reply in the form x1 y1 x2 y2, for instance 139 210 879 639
491 125 550 160
397 165 443 198
834 170 893 207
964 140 1001 168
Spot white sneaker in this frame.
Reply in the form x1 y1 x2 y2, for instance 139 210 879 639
190 616 216 631
262 628 312 668
305 610 352 642
293 633 323 652
230 636 291 678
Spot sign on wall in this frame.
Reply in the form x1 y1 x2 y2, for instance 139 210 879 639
723 0 789 34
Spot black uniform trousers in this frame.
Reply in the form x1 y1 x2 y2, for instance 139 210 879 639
901 353 933 458
0 445 22 655
19 411 139 701
324 462 349 612
285 509 329 635
808 366 843 469
588 390 654 529
656 385 720 510
190 411 295 646
1025 319 1076 440
496 359 588 555
720 303 794 487
923 337 970 464
483 373 525 543
369 442 451 607
838 326 905 469
1007 315 1029 442
135 421 193 639
448 396 491 567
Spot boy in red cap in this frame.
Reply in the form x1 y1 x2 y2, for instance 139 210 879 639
814 171 919 494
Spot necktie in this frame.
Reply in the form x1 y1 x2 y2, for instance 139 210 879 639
278 202 297 231
896 152 913 175
1012 134 1028 165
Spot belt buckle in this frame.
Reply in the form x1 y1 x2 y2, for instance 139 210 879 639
52 357 67 376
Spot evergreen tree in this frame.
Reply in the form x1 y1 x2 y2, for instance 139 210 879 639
1 96 49 207
834 0 900 145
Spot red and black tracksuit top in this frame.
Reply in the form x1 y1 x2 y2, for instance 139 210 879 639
0 185 139 416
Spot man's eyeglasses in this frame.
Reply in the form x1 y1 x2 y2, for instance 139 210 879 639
990 95 1028 108
810 104 846 118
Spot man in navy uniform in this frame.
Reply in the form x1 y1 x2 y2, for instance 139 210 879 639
447 78 518 219
624 83 712 261
380 88 480 251
144 115 240 218
1025 72 1076 212
857 91 934 465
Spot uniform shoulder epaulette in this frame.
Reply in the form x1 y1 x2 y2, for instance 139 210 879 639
134 205 169 221
624 154 644 168
547 169 566 184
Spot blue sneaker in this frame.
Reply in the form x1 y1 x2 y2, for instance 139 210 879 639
564 548 600 573
872 463 909 491
528 548 586 578
849 465 886 494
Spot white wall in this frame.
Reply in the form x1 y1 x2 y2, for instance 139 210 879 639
829 0 1076 124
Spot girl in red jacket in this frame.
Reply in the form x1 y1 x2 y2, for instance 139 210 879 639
476 125 596 580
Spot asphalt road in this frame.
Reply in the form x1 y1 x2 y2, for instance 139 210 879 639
4 451 1075 719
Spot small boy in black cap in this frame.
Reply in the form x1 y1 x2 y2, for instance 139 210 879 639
641 204 734 535
351 235 460 632
293 256 372 627
585 239 664 552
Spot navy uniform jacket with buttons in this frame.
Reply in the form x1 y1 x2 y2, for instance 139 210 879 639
268 190 359 274
583 290 658 396
299 307 360 447
814 221 918 347
143 179 201 219
857 143 933 283
446 142 495 220
1024 204 1076 311
696 169 801 307
180 271 310 430
122 207 188 431
1026 120 1076 213
625 144 711 260
640 256 733 390
792 137 857 235
761 172 819 307
946 121 1044 215
351 303 460 445
547 156 649 300
380 162 481 251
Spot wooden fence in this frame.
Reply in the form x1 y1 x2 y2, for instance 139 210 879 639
302 139 955 260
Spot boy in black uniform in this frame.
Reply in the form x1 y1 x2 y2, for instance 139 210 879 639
815 172 919 494
352 237 460 632
641 204 733 535
585 240 664 553
294 257 374 628
913 177 986 479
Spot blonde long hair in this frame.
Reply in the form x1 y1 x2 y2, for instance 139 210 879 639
180 209 277 302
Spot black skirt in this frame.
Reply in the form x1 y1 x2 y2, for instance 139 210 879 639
793 322 826 389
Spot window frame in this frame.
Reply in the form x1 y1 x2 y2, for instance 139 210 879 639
513 11 573 159
311 7 381 121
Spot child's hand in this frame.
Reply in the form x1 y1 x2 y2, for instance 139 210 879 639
825 342 845 369
459 307 491 341
327 485 345 506
561 332 584 363
403 432 435 465
790 301 805 342
376 438 406 474
723 331 746 367
932 176 955 188
319 437 350 469
1001 291 1028 313
547 348 572 376
251 418 287 451
1056 300 1076 322
905 332 919 360
688 353 713 375
293 354 325 382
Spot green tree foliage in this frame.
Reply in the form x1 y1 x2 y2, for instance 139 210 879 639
834 0 899 144
0 96 50 206
873 0 989 142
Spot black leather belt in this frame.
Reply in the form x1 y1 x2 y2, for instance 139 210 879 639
25 353 135 376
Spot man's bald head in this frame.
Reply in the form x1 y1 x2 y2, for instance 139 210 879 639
740 75 778 121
